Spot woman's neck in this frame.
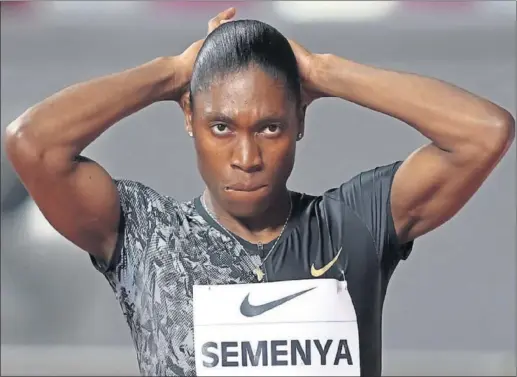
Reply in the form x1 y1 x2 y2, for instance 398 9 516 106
203 188 292 244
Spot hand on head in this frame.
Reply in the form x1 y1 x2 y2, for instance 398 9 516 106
288 39 326 108
175 7 325 112
208 7 236 34
175 8 236 110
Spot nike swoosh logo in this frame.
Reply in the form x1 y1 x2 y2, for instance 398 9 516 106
240 287 316 318
311 247 343 277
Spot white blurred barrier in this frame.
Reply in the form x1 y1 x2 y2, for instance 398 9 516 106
2 1 513 22
1 345 515 376
272 1 398 22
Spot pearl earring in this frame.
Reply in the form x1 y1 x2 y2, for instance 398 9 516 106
297 133 303 140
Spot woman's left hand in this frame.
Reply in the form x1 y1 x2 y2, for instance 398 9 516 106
288 39 327 107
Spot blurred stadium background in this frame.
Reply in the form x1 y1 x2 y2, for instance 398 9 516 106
1 1 515 375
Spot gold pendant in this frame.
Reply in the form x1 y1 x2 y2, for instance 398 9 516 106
254 268 264 282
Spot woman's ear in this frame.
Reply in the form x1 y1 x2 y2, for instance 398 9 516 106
180 92 193 137
297 104 306 141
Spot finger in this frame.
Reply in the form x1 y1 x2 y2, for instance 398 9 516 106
208 7 236 33
218 7 236 22
208 7 235 32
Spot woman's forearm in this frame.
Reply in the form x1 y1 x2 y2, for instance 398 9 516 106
311 54 513 153
6 56 183 163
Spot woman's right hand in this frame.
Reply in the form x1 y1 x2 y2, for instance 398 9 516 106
174 7 236 107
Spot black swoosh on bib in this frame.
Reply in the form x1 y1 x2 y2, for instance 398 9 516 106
240 287 316 317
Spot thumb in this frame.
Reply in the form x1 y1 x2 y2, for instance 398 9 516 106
208 7 236 33
220 7 236 21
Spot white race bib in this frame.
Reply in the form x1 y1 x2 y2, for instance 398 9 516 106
193 279 360 376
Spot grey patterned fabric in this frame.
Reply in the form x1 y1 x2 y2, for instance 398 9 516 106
91 180 261 376
91 162 411 377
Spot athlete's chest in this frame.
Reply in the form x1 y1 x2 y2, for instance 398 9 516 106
258 213 377 284
136 216 377 376
155 213 376 289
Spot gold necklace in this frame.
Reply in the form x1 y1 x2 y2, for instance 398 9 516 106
200 192 292 282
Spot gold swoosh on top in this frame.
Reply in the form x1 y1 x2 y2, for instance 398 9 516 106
311 247 342 277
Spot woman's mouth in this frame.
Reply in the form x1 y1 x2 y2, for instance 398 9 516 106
225 183 267 192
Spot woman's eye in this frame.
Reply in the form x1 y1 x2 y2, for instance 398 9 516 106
211 124 231 135
262 124 282 135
